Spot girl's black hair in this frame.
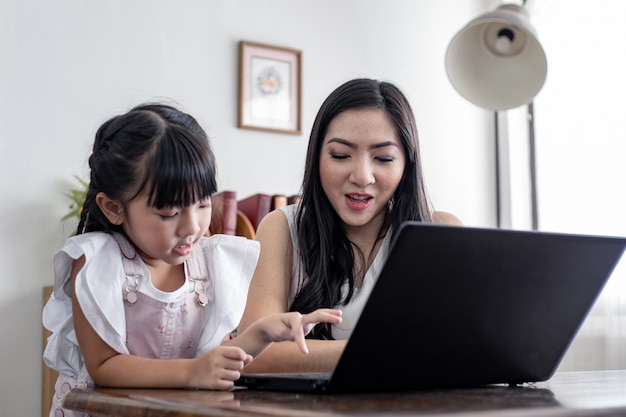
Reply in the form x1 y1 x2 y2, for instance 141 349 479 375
290 78 432 339
77 103 217 235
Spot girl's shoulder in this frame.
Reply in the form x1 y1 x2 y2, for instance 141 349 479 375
197 233 259 250
53 232 127 299
194 234 259 285
63 230 118 247
57 232 121 263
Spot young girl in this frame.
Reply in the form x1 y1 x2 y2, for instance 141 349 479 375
237 78 461 373
42 103 341 416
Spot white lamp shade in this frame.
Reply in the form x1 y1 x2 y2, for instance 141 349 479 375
445 4 547 111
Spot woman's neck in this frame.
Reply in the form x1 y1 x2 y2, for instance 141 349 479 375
344 210 387 252
344 211 388 287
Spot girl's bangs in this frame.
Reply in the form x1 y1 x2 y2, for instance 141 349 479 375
145 129 217 209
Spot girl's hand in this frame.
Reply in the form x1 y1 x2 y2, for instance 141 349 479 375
258 309 343 354
192 346 252 390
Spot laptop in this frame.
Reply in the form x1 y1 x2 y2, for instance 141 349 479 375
236 222 626 393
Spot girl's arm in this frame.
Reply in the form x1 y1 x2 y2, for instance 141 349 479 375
71 256 250 390
236 210 348 373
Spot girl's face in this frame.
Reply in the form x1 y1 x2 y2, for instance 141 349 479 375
319 108 406 236
121 193 212 267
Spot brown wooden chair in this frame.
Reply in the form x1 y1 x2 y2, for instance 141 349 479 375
235 210 255 240
42 286 58 417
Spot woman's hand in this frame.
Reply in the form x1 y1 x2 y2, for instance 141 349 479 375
257 309 343 354
226 308 342 359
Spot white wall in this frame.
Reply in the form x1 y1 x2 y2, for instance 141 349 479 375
0 1 493 414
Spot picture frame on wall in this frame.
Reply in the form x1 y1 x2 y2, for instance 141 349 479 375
238 41 302 135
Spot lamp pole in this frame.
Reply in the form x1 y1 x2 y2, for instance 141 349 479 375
494 111 502 228
528 101 539 230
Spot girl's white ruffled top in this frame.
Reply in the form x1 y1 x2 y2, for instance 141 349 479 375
43 232 259 379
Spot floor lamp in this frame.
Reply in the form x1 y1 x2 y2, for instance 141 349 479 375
445 3 547 229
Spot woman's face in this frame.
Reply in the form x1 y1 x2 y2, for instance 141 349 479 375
319 108 406 235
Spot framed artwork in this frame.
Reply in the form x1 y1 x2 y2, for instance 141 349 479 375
238 41 302 135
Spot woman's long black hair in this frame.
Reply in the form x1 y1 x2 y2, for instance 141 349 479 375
289 79 432 339
76 103 217 235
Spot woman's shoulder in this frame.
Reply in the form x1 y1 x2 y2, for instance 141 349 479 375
256 206 294 246
432 211 463 226
259 206 291 228
274 203 297 222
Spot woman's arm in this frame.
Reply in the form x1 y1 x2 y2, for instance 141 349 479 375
238 338 346 373
237 210 347 373
71 256 250 390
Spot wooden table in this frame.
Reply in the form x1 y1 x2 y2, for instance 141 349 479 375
63 370 626 417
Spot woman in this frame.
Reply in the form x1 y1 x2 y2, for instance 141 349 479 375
238 79 461 372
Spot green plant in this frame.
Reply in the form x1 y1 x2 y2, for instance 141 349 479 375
61 175 89 223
